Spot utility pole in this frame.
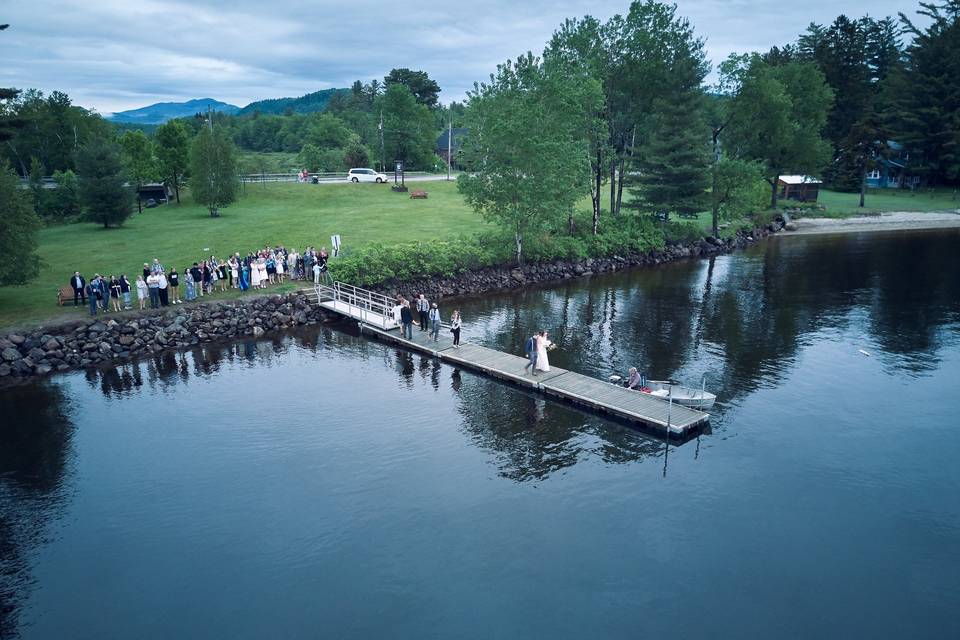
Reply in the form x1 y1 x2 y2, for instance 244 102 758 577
379 109 385 173
446 118 452 181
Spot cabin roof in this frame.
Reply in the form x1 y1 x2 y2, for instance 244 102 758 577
778 175 822 185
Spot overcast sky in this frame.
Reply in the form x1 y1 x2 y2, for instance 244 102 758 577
0 0 922 114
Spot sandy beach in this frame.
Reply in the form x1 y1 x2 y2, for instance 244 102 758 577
787 210 960 235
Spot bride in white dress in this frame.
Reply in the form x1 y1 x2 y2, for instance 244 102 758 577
535 330 553 372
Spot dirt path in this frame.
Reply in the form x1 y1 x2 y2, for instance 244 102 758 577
787 211 960 235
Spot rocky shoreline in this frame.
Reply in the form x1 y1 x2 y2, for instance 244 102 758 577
0 293 333 382
0 220 784 383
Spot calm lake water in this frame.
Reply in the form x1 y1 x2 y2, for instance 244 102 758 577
2 229 959 639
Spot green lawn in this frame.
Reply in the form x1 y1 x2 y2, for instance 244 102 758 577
4 180 958 330
0 180 486 329
817 187 960 215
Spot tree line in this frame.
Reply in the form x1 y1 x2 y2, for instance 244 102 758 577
2 2 959 281
456 0 960 262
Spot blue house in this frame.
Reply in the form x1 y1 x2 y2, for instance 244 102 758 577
866 141 921 189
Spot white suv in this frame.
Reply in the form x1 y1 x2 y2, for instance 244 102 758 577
347 168 388 183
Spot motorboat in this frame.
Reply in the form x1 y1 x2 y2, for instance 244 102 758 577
609 375 716 410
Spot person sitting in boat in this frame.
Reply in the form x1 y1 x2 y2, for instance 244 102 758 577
626 367 645 390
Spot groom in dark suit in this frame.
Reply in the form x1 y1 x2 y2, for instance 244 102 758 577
71 271 86 306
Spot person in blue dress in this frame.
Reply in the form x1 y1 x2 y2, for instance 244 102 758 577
239 263 250 291
184 268 196 302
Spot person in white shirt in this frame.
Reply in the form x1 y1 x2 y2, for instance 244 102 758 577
135 275 148 310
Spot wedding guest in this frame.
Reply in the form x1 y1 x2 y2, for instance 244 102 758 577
86 277 101 316
119 274 132 310
202 261 212 294
135 275 148 310
70 271 86 306
98 273 111 312
239 261 250 291
109 275 122 312
146 272 160 309
276 248 286 283
184 267 196 302
189 263 203 297
429 303 441 342
450 310 462 348
157 270 169 306
169 268 181 304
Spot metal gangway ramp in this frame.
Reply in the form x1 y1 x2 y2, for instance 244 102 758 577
312 281 709 436
315 281 399 330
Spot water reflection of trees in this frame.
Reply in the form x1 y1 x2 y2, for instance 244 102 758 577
448 370 666 482
0 383 75 639
459 231 960 416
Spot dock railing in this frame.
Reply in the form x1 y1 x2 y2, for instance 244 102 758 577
315 281 398 328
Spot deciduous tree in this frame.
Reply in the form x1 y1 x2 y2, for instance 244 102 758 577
189 123 239 217
155 119 189 203
457 53 599 264
724 56 834 207
120 130 157 212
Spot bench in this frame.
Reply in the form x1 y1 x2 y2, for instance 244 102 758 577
57 286 76 306
410 190 428 199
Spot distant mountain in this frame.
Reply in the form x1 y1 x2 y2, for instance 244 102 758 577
238 88 350 116
107 98 240 125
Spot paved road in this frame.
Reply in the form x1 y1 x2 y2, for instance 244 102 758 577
243 174 459 185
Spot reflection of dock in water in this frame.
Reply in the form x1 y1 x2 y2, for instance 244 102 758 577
310 283 710 437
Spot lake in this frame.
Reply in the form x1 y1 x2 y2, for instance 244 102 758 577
2 229 959 639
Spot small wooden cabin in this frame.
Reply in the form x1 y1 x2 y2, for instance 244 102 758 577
137 183 172 205
777 175 822 202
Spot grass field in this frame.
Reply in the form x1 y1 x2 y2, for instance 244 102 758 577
0 180 487 329
817 187 960 215
3 180 957 330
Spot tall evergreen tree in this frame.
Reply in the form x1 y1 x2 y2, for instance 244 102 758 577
0 160 42 285
383 68 441 107
885 0 960 185
375 84 437 170
628 77 709 218
77 138 134 228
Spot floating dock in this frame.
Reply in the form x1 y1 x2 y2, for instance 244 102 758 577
309 282 710 436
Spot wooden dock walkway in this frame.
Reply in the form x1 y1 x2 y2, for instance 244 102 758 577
307 282 710 436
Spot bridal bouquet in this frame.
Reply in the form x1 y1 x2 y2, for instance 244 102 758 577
547 342 558 352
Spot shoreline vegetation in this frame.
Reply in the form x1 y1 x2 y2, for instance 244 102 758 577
1 181 958 331
1 197 958 382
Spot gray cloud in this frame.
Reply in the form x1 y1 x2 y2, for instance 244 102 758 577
0 0 921 113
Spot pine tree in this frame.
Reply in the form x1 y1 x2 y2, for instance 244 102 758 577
629 89 709 218
886 0 960 185
77 138 134 228
0 160 42 285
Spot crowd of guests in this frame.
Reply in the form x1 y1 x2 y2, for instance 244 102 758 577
69 246 333 317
